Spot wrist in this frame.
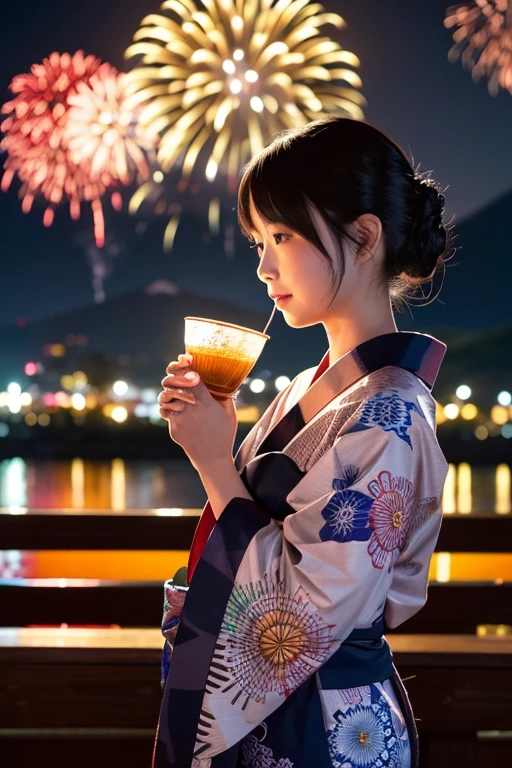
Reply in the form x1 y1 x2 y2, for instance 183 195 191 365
197 455 235 478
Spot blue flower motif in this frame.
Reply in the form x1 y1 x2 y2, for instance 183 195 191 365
347 393 421 448
327 687 403 767
333 464 360 491
320 475 373 543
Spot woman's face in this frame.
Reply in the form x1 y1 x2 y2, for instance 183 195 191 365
248 196 364 329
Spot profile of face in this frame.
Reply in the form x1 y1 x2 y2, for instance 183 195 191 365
248 196 385 329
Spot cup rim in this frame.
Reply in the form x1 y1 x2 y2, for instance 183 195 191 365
184 316 270 340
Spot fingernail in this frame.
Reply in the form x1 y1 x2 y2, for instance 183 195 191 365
184 372 198 380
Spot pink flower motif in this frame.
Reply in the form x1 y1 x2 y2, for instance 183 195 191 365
366 470 414 571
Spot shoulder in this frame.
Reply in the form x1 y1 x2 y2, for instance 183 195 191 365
352 366 438 430
336 367 444 460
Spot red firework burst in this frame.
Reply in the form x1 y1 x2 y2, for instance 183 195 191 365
1 50 102 150
0 51 123 246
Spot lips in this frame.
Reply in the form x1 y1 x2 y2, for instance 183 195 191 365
270 294 292 299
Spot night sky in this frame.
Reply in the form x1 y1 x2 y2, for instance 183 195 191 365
1 0 512 327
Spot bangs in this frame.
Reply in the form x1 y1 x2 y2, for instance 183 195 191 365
237 148 309 241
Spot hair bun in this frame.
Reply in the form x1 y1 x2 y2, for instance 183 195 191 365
395 176 447 279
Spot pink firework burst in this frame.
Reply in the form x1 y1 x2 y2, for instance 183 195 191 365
65 63 158 185
444 1 512 95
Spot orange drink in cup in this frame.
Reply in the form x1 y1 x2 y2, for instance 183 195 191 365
184 316 270 399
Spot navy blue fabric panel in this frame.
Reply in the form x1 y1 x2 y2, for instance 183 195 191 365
318 638 394 689
257 399 305 455
240 452 306 521
155 499 271 767
235 674 334 767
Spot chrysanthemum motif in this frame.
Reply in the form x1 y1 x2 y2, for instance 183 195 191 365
327 689 402 768
216 575 335 706
349 393 420 448
320 466 373 543
366 470 415 571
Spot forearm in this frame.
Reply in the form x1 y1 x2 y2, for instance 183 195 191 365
197 457 254 520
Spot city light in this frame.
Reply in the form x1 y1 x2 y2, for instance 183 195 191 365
7 383 21 396
460 403 478 420
24 362 37 376
491 405 509 425
475 425 488 440
113 380 129 396
444 403 460 420
275 376 291 392
49 344 66 357
111 406 128 423
249 379 265 393
73 371 88 389
498 391 512 407
456 385 471 400
71 393 86 411
141 389 158 403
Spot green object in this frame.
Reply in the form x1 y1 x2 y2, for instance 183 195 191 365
172 565 189 588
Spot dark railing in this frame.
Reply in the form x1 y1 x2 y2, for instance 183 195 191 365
1 508 512 768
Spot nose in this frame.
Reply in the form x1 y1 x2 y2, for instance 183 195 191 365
256 245 278 284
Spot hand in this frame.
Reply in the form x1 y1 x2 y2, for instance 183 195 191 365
158 353 238 471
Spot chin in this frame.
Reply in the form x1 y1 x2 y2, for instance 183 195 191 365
283 311 319 330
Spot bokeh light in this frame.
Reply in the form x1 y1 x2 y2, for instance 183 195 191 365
444 403 460 420
498 390 512 406
456 384 471 400
111 406 128 423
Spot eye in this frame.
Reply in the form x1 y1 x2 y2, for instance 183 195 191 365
249 233 289 253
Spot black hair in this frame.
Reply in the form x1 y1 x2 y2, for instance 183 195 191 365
237 116 455 310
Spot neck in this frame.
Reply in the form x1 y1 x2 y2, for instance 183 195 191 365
323 308 398 366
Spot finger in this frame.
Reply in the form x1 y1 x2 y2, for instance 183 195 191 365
159 401 185 418
158 388 196 405
161 371 199 389
166 354 192 374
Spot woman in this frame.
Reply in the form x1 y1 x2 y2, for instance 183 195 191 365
154 117 453 768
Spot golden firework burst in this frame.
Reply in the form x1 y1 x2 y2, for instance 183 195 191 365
123 0 365 249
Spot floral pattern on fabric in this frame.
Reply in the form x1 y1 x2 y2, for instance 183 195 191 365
366 471 414 571
160 580 188 688
241 724 294 767
326 684 404 768
348 393 420 448
216 573 335 706
320 466 373 544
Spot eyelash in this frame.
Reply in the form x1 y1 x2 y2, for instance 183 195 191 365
249 233 289 252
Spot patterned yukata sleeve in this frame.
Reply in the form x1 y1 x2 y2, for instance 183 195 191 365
193 411 442 762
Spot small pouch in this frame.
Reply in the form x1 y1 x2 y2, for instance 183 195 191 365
160 567 189 689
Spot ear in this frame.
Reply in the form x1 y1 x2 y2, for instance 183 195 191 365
353 214 383 266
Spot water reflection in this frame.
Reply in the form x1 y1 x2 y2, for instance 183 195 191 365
0 459 510 516
0 458 207 511
496 464 511 515
457 462 472 514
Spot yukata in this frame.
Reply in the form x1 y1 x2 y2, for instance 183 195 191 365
153 331 449 768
